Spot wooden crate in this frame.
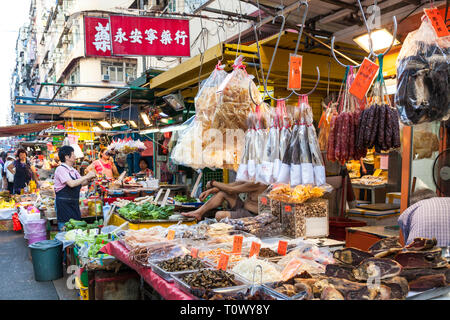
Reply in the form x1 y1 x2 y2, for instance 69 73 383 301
281 198 329 238
0 219 14 231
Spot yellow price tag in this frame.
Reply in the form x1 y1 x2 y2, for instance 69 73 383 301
373 169 382 177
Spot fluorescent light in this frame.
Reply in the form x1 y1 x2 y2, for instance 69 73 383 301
159 112 169 117
353 28 400 53
98 121 112 129
92 126 102 132
140 112 151 126
140 128 160 134
129 120 138 128
160 118 170 124
112 122 125 128
160 125 188 133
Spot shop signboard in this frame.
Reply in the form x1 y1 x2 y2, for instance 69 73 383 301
84 15 190 57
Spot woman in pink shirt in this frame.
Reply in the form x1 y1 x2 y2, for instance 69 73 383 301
86 148 119 179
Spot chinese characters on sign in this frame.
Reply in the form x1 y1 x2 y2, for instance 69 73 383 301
84 15 190 57
424 8 450 38
349 58 380 100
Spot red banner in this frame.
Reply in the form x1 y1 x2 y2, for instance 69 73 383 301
84 17 112 56
84 15 190 57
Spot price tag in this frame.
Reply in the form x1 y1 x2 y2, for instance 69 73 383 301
249 242 261 258
287 54 303 90
424 8 450 38
260 196 268 205
349 58 380 100
232 235 243 254
190 247 198 258
217 253 230 271
373 169 382 177
284 205 292 213
278 240 288 256
167 229 175 240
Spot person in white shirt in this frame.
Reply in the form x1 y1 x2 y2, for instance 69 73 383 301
4 154 15 194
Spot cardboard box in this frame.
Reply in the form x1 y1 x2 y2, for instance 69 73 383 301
281 198 329 238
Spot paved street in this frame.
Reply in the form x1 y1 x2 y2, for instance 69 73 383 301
0 231 77 300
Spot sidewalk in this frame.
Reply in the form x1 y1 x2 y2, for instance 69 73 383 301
0 231 78 300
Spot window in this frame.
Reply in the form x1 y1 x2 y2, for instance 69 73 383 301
68 65 80 84
101 61 137 82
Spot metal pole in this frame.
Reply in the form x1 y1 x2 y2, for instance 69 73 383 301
40 82 152 91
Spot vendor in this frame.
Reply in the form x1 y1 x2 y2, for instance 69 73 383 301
54 146 96 231
138 158 153 178
7 149 39 194
86 148 119 179
181 181 268 221
398 189 450 247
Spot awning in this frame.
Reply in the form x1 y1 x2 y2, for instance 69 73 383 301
0 121 63 137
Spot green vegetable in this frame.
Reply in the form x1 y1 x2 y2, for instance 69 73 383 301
174 195 197 203
117 203 175 221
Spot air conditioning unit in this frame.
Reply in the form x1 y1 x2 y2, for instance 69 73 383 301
127 76 135 83
102 74 110 82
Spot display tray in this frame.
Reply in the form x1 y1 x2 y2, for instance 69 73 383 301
262 281 308 300
148 257 213 283
115 212 196 224
194 285 287 300
171 268 250 299
357 203 400 211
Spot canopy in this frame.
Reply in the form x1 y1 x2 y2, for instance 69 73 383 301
0 121 63 137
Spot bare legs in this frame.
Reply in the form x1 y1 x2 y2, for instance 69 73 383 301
181 191 236 221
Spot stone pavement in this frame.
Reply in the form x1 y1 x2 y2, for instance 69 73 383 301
0 231 78 300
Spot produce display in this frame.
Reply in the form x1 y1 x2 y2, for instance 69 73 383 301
231 256 282 283
259 247 281 258
268 184 325 203
107 137 146 155
181 269 239 290
395 14 450 125
352 175 387 186
0 198 16 209
173 195 198 203
64 219 103 231
122 227 166 249
117 203 174 221
157 255 208 272
128 241 189 265
222 213 282 238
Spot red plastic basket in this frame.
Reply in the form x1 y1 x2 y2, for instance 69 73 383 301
329 217 367 241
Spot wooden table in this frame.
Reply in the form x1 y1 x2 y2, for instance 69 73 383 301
345 225 399 251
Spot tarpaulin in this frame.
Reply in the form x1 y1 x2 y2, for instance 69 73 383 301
100 241 193 300
0 121 63 137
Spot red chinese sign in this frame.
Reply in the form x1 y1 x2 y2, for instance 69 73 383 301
84 17 111 56
349 58 379 100
84 15 190 57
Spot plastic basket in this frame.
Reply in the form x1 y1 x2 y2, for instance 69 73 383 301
201 169 223 192
75 277 89 300
328 217 367 241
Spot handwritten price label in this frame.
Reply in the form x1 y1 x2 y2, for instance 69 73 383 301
284 205 292 213
217 253 230 271
424 8 450 38
260 197 268 205
249 242 261 258
278 240 288 256
232 235 243 254
190 247 199 258
167 230 175 240
349 58 379 100
288 54 303 90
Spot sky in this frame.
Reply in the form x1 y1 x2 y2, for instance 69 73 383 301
0 0 31 126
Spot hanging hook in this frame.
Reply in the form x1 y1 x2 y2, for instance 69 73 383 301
263 14 294 101
248 24 266 106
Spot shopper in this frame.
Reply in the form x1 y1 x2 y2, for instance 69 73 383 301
7 149 39 194
86 148 119 179
54 146 96 231
137 158 153 178
181 181 268 221
4 154 15 193
398 190 450 247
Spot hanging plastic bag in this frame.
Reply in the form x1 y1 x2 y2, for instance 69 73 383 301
236 112 256 181
212 55 263 131
395 13 450 125
289 105 302 187
255 105 269 183
275 102 292 182
298 97 314 185
260 108 279 184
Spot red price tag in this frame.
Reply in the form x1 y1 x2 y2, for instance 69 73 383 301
278 240 288 256
349 58 380 100
190 247 198 258
260 197 268 205
284 205 292 213
249 242 261 258
288 54 303 90
232 235 243 254
167 230 175 240
217 253 230 271
424 8 450 38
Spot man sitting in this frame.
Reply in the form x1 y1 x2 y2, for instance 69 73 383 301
182 180 268 221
